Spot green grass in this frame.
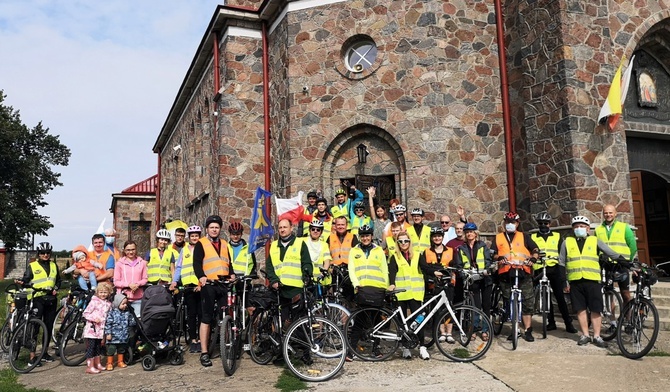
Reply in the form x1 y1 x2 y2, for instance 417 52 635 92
646 350 670 357
0 368 53 392
275 368 308 392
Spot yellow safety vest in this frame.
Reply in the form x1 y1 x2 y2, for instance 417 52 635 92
459 246 486 271
386 236 397 256
147 248 177 283
199 237 231 280
531 232 560 270
595 221 631 259
349 246 388 289
350 215 371 237
407 225 431 255
28 261 57 299
393 252 424 302
179 246 199 286
565 236 601 282
228 243 253 276
331 204 351 229
269 238 305 288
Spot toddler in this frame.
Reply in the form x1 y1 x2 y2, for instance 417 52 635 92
64 245 104 291
82 282 112 374
104 294 136 370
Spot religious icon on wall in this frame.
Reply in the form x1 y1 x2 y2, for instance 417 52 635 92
637 70 657 108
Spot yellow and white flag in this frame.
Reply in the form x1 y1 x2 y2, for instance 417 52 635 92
598 55 635 131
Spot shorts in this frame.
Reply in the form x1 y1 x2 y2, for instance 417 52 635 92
615 270 630 291
200 284 227 325
499 272 535 315
569 279 602 313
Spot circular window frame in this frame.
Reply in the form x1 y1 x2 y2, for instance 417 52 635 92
336 34 384 80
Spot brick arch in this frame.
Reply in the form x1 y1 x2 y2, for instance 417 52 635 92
321 124 407 202
627 12 670 58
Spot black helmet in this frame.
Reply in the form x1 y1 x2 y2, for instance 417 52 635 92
430 227 444 236
205 215 223 228
37 242 53 253
307 191 318 199
535 212 551 223
358 225 374 235
316 197 328 206
354 201 365 210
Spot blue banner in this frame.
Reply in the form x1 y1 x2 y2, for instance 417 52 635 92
249 187 274 254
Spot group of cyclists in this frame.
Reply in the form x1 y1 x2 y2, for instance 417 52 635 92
12 182 638 374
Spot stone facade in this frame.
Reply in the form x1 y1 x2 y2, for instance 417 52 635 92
152 0 670 249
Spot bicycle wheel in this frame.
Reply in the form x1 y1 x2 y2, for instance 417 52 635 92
247 309 276 365
511 292 519 350
600 289 623 341
220 316 238 376
59 317 87 366
433 305 492 362
208 314 221 359
321 301 350 331
490 286 505 336
8 318 48 374
52 304 74 346
0 312 15 352
344 307 399 362
616 298 659 359
283 316 345 382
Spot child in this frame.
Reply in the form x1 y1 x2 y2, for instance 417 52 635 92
82 282 112 374
104 294 136 371
64 245 104 291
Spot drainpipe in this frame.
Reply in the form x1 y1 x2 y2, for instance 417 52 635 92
156 154 161 230
494 0 517 211
262 22 271 202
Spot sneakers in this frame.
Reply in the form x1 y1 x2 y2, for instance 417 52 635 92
438 334 447 343
29 357 42 368
592 336 608 348
189 342 199 353
546 323 557 331
524 329 535 342
577 335 590 346
402 348 412 359
565 323 578 334
345 354 355 362
41 353 55 363
419 346 430 360
445 334 455 344
507 331 521 341
200 353 212 367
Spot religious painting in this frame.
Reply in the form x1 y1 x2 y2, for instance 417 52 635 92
637 70 657 108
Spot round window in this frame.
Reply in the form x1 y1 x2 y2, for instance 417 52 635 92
344 39 378 73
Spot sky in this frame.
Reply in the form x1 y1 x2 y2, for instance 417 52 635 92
0 1 219 251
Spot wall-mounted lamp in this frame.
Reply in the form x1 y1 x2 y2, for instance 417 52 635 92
357 143 369 164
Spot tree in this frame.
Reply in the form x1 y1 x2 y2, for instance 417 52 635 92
0 91 70 250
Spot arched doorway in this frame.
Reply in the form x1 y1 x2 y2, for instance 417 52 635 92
629 170 670 267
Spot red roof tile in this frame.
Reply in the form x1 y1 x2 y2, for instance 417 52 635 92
121 174 158 194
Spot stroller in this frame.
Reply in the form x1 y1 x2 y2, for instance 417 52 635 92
131 285 184 371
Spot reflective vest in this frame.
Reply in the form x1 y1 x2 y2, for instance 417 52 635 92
407 225 431 255
349 246 388 289
425 247 453 267
88 249 113 268
495 232 531 274
459 246 486 270
269 238 305 288
350 215 372 237
595 221 631 259
179 245 199 286
393 252 424 302
531 232 560 270
565 236 600 282
228 243 253 276
306 239 332 284
329 233 354 266
148 248 177 283
385 236 397 256
331 203 351 229
28 261 57 299
199 237 230 280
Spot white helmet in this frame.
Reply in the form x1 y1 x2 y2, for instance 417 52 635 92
156 229 171 240
571 215 590 226
309 219 324 229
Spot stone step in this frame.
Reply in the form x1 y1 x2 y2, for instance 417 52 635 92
656 305 670 320
653 295 670 307
660 319 670 332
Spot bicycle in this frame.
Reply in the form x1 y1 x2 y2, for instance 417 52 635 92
171 285 197 348
615 259 666 359
8 284 51 373
1 283 23 353
489 279 505 336
309 268 350 331
498 259 534 350
598 262 624 341
52 284 92 351
220 274 256 376
58 288 96 366
344 269 492 362
533 253 556 339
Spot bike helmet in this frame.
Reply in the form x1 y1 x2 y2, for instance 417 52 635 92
358 225 374 235
410 208 424 216
156 229 171 240
463 222 478 231
394 204 407 213
36 242 53 253
504 211 520 221
309 219 324 229
571 215 590 226
307 191 318 199
430 227 444 236
187 225 202 234
315 197 328 206
535 212 551 223
353 201 365 210
205 215 223 228
335 188 347 196
228 222 244 234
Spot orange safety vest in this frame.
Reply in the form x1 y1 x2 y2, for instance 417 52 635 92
199 237 230 280
329 233 354 266
495 232 531 274
88 249 112 271
424 247 453 267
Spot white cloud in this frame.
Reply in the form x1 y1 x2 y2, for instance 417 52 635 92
0 0 218 250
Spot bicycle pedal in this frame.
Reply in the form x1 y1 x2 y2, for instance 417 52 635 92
243 344 251 351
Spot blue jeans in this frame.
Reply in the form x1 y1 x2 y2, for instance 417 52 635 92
77 271 97 290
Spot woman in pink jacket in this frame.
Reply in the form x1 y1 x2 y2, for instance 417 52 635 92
114 240 148 317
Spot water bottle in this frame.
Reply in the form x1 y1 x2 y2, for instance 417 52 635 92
410 312 426 331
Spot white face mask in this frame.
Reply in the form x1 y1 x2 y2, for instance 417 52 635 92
505 223 516 233
105 237 115 245
574 228 587 238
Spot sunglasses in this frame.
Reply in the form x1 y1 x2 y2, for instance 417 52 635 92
397 239 410 244
38 251 51 255
310 228 323 232
440 221 451 224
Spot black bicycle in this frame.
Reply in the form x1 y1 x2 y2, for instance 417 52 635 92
8 284 51 373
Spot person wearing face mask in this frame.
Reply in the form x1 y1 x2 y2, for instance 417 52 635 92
104 228 121 261
530 213 577 333
559 215 626 348
490 211 540 343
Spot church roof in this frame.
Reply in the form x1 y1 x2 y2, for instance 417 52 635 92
121 174 158 195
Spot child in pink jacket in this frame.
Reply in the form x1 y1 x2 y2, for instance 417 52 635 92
82 282 113 374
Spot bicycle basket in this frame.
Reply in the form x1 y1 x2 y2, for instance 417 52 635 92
248 285 277 309
14 292 28 310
